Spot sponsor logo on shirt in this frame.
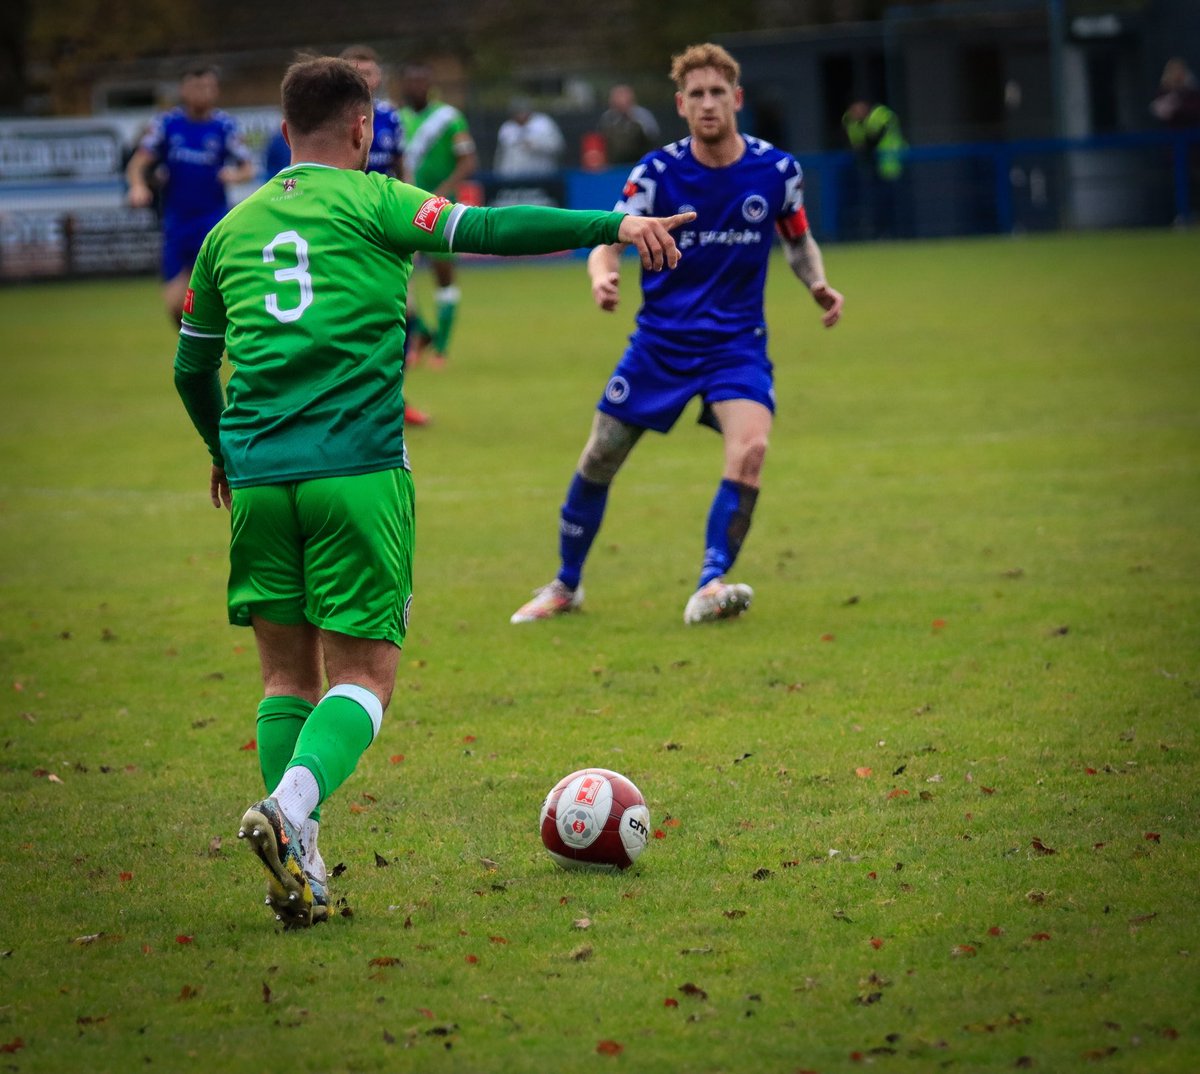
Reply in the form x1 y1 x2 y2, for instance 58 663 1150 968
413 195 451 233
183 288 194 314
698 229 763 247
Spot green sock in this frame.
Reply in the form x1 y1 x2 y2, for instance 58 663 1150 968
406 309 430 350
433 286 460 354
256 696 321 821
286 690 377 804
256 696 313 792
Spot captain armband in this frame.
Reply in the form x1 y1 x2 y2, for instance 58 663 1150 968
776 206 810 242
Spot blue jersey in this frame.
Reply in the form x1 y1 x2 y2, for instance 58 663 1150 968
367 100 405 176
615 136 808 345
140 108 251 226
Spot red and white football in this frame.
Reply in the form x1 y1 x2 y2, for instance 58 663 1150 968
539 768 650 871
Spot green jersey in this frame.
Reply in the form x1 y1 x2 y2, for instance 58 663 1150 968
174 163 622 488
401 101 471 192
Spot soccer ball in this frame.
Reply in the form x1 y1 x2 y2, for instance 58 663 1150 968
539 768 651 871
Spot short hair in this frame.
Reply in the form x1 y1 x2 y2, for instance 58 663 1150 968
339 44 381 65
669 43 740 90
181 63 219 81
281 56 371 137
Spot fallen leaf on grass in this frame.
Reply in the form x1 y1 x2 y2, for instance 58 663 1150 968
368 956 402 967
1128 912 1157 926
570 945 593 961
1082 1046 1118 1061
1030 838 1056 855
679 982 708 999
239 739 256 751
489 936 508 945
887 788 909 799
664 997 678 1007
75 1014 108 1026
596 1040 623 1056
119 872 133 882
382 1029 395 1045
465 954 479 964
178 984 198 1001
723 909 747 919
374 852 390 868
870 938 884 949
389 754 405 764
573 917 592 930
988 926 1005 936
175 935 194 945
0 1039 24 1054
951 944 978 958
855 767 873 778
207 836 223 857
1030 932 1052 942
1145 832 1161 843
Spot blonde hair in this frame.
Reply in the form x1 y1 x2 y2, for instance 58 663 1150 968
669 43 740 91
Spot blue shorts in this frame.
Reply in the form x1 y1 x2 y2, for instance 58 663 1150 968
596 330 775 434
161 209 225 281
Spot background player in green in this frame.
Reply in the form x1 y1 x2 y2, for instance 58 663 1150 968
173 55 693 928
400 60 478 367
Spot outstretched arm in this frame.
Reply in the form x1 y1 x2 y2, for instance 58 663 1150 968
781 229 843 328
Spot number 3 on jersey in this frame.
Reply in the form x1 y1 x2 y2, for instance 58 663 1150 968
263 230 313 323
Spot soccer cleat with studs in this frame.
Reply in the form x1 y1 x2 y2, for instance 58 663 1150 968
238 797 314 928
683 579 754 624
510 579 584 623
307 871 329 924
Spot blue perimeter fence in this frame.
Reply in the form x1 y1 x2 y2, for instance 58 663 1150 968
1 128 1198 282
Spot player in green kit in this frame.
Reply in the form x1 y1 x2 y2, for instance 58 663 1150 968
173 55 693 928
400 61 478 367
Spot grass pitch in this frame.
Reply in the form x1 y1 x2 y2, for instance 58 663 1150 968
2 230 1198 1073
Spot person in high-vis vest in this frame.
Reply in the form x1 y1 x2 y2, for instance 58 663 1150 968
842 100 908 239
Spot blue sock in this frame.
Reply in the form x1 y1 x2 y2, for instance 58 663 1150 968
699 479 759 588
558 473 609 590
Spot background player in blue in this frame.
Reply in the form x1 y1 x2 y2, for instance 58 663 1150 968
338 44 432 428
339 46 405 178
512 42 844 626
125 65 254 326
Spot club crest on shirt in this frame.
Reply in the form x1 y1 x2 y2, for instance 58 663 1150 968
741 194 768 223
282 178 297 192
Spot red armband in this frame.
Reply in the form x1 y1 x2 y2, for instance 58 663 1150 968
777 206 810 242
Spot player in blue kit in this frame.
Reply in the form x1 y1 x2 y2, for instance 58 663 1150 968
512 42 844 626
339 45 429 427
126 65 254 326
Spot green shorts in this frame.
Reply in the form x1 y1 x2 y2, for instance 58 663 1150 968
228 468 414 646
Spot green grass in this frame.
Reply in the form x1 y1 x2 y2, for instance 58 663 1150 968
2 230 1198 1073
